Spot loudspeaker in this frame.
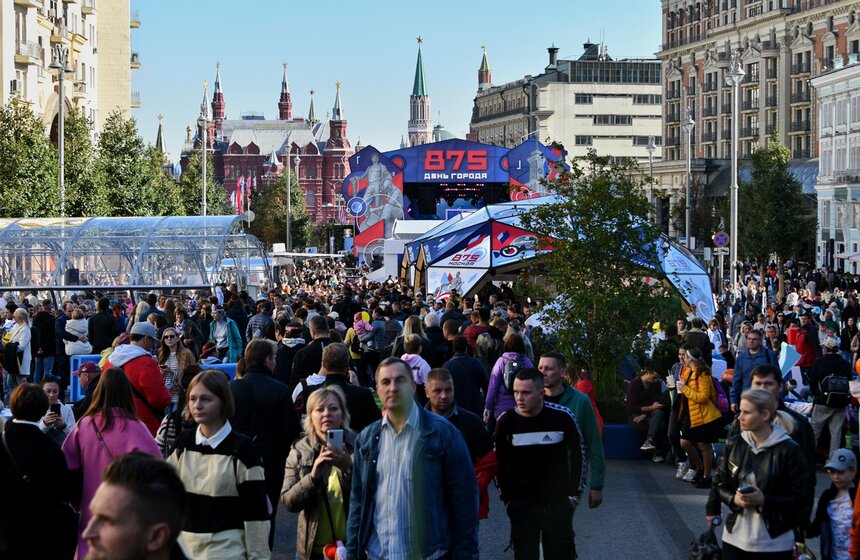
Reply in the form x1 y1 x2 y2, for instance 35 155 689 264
417 187 436 215
65 268 79 285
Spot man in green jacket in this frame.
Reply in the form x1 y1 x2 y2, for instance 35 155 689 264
538 351 606 509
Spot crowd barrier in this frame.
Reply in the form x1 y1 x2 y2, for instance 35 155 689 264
602 423 652 460
69 354 237 403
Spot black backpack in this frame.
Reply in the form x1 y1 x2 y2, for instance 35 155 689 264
502 357 525 393
350 332 361 355
822 374 851 408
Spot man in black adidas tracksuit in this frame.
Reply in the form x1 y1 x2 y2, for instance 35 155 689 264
495 368 586 560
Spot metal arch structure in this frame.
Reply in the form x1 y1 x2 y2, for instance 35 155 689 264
0 216 272 293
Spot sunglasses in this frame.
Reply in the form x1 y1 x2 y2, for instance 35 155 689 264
162 334 177 340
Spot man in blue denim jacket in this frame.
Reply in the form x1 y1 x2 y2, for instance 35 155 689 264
347 357 479 560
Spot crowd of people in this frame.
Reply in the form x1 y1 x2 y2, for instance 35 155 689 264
0 258 605 560
9 257 860 559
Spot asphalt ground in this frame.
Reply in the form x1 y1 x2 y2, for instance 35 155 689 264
271 459 832 559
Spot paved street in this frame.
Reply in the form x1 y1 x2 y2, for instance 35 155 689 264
271 459 831 559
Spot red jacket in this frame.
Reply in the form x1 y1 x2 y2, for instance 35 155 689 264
795 325 820 368
475 450 498 520
104 344 171 436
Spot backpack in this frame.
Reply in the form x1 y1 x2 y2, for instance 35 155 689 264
349 331 361 355
710 377 730 415
822 374 851 408
502 356 525 393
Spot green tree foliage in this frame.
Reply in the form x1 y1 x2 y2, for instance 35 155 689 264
738 137 816 294
94 111 175 216
249 171 310 249
178 148 230 216
63 108 100 216
519 153 664 400
0 100 58 217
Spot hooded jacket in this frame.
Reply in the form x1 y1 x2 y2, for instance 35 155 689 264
715 425 812 552
274 336 306 387
104 344 171 436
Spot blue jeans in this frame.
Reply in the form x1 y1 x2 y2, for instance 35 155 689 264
3 372 22 402
34 355 54 385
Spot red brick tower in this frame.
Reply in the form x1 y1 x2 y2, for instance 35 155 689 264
278 62 292 120
211 62 226 139
323 82 352 222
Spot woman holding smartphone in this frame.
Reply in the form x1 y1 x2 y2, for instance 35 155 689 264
157 326 196 412
38 375 75 445
713 388 811 559
281 385 355 560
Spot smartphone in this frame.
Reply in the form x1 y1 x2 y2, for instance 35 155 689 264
327 429 344 450
737 484 755 494
50 403 61 415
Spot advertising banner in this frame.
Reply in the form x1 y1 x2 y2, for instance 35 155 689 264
490 222 548 268
505 139 568 200
434 229 491 268
427 267 484 301
383 139 510 183
658 243 716 320
421 223 486 266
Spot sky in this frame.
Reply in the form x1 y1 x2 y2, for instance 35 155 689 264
133 0 662 161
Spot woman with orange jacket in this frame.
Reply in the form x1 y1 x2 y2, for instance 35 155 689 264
677 354 723 489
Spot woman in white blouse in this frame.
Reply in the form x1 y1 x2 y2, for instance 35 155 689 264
7 308 32 381
39 374 76 445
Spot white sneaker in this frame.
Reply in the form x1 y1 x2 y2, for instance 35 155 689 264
652 453 665 463
682 468 699 483
675 461 690 480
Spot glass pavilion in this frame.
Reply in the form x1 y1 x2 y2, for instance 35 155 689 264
0 216 271 293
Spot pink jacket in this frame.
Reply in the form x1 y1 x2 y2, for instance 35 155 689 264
62 409 161 559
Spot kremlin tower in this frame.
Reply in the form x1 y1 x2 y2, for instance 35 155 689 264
407 36 432 147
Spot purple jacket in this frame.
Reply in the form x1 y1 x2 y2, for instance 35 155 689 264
485 352 533 419
62 409 161 558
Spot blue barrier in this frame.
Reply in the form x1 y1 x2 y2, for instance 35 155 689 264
69 353 236 403
69 354 103 402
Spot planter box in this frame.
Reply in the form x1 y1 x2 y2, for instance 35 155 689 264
602 423 651 460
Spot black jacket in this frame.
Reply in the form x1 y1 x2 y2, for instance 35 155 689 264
290 337 332 389
32 310 55 355
809 353 853 405
0 422 73 558
230 367 301 491
713 432 812 540
708 403 817 520
175 320 204 358
424 326 449 367
88 310 118 354
304 373 381 432
273 337 306 388
433 404 492 464
806 484 857 560
442 353 489 416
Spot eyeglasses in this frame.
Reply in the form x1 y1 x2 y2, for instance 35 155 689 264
163 335 177 340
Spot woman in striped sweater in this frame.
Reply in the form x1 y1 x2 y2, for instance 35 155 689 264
167 369 271 559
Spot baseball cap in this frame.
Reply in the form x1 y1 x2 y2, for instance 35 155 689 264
130 322 157 339
212 304 225 313
73 361 101 376
823 337 840 350
328 311 339 320
825 448 857 471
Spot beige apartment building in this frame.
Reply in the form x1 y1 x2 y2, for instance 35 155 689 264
656 0 860 238
0 0 139 134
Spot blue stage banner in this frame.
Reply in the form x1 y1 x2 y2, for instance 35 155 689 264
383 139 510 183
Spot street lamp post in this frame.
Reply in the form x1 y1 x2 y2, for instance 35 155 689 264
49 40 73 218
197 81 209 216
646 135 656 222
726 52 746 286
683 113 695 249
286 149 291 252
292 155 301 251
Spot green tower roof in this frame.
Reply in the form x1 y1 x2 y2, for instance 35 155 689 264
412 42 428 97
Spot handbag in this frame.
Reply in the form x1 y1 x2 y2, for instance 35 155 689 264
688 527 720 560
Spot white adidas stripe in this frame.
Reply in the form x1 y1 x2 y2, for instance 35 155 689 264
512 431 565 446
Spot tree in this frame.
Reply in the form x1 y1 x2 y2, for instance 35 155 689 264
0 100 58 217
178 148 230 216
519 153 664 400
249 171 310 249
738 137 816 296
63 108 100 216
669 176 724 248
94 111 177 217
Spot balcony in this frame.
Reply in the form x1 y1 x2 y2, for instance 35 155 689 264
130 52 141 69
793 148 810 159
702 131 717 142
130 9 140 28
721 103 733 113
667 90 681 100
687 85 697 95
665 136 681 147
766 123 777 135
666 112 680 123
14 0 42 8
72 80 87 98
722 129 733 140
766 68 778 79
789 120 810 132
792 62 811 74
81 0 95 14
741 127 757 138
14 41 41 65
742 100 759 111
703 82 718 93
704 106 718 117
50 26 69 43
766 96 777 107
131 90 141 108
790 91 811 103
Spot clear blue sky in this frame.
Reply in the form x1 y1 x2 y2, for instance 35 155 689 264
133 0 662 160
